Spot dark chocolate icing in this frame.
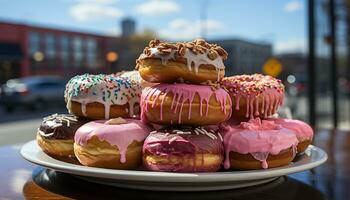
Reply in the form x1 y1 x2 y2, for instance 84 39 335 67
38 114 89 140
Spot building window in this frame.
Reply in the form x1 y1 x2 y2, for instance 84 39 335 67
44 34 56 68
60 35 70 68
73 37 83 67
86 38 97 68
28 32 40 55
45 34 56 59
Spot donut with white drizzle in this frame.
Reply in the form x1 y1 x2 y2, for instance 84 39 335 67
136 39 228 84
221 74 285 119
142 126 224 172
36 113 89 158
140 83 232 125
64 74 142 119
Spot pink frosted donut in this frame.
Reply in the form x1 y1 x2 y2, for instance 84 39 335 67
221 74 285 119
267 118 314 153
142 126 224 172
222 118 298 170
74 118 150 169
140 83 232 125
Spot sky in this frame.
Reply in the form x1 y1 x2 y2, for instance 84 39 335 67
0 0 307 54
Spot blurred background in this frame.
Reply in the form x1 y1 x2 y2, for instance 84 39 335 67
0 0 349 145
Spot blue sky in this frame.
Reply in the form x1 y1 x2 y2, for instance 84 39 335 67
0 0 306 54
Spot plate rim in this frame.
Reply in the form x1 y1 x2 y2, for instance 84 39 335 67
20 140 328 183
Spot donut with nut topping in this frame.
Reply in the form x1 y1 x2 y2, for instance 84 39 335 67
136 39 228 84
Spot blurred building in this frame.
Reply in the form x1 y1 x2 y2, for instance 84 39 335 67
211 39 272 75
121 18 136 37
0 19 141 83
307 0 350 129
276 53 307 81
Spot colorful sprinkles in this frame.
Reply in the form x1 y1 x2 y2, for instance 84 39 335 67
221 74 285 118
64 74 142 119
221 74 285 96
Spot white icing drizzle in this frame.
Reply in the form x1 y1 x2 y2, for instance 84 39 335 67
138 48 225 81
170 127 220 140
64 74 142 119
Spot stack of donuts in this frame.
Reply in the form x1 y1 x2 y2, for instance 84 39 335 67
36 38 314 172
37 73 151 169
138 39 231 172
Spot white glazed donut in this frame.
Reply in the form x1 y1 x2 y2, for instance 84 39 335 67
64 74 142 119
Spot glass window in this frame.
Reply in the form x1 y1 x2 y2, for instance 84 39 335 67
60 35 70 68
73 37 83 67
45 34 56 59
86 38 97 68
315 0 332 129
335 0 350 129
28 32 40 55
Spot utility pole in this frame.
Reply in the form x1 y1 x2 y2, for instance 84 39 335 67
200 0 208 39
308 0 316 127
329 0 338 128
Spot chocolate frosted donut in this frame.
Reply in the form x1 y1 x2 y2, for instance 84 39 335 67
37 113 89 157
143 127 224 172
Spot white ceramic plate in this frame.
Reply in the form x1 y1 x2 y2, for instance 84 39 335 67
21 140 327 191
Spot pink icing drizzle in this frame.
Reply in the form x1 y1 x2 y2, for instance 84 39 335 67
140 83 232 124
267 118 314 141
222 118 298 169
74 119 150 163
221 74 285 118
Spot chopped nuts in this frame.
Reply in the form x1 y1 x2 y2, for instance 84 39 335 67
178 46 186 56
214 47 228 59
140 38 228 61
185 42 195 49
208 49 219 60
149 39 160 47
143 47 151 56
194 38 206 46
158 48 172 55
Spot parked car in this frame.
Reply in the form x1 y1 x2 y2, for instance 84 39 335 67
0 76 65 112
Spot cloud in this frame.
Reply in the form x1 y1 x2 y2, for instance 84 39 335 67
73 0 118 3
284 1 303 12
106 27 121 36
159 18 224 40
274 38 306 54
136 0 180 16
69 0 123 22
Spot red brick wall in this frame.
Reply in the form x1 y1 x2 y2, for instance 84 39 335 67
0 21 119 78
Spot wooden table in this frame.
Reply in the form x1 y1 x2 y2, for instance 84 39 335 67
1 130 349 200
